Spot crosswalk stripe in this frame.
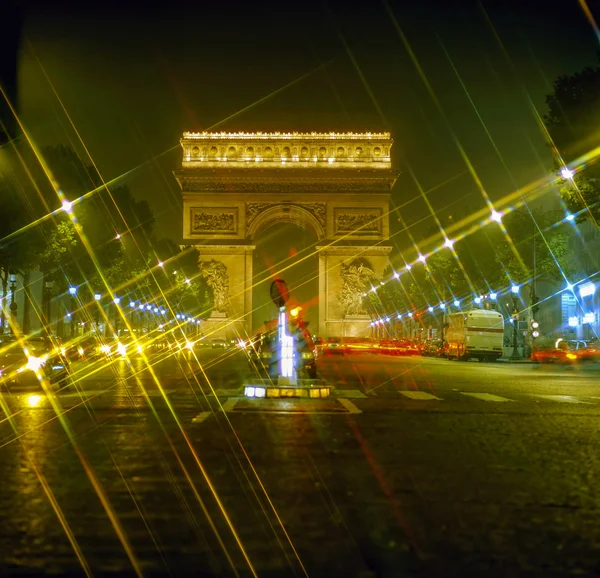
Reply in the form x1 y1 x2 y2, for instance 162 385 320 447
461 392 514 402
531 394 593 404
399 391 442 401
192 411 211 423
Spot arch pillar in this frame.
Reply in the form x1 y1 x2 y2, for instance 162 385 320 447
318 245 392 337
196 245 255 340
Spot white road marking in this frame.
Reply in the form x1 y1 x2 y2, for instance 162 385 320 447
340 390 367 399
59 389 175 399
221 398 238 412
398 391 442 401
192 411 212 423
530 394 593 404
337 398 362 414
461 392 514 402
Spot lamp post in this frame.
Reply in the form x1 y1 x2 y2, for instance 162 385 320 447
510 285 522 361
94 293 102 334
9 273 17 334
44 280 54 334
68 286 77 338
113 297 121 336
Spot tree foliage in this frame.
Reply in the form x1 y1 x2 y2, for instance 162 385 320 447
367 210 573 320
545 58 600 223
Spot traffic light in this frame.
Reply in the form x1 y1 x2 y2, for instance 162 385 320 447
530 319 540 339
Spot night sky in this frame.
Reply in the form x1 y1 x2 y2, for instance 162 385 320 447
14 0 600 328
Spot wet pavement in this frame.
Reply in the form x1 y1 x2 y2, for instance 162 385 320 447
1 349 600 576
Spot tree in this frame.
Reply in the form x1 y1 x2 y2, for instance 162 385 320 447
545 59 600 223
496 210 576 284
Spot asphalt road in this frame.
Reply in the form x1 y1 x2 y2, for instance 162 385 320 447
1 348 600 577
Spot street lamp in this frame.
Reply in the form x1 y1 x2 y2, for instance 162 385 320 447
560 167 574 180
510 286 522 360
114 297 121 336
44 280 54 334
68 286 77 338
9 273 17 334
94 293 102 334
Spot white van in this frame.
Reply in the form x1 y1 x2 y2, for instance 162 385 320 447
445 309 504 361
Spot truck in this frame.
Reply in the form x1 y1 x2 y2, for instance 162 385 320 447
445 309 504 362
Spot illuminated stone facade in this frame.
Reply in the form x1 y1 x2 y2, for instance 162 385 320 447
174 132 397 339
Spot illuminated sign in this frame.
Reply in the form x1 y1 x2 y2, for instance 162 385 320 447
583 312 596 324
568 316 579 327
579 283 596 298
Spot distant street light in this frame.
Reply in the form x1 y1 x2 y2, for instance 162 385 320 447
560 167 574 180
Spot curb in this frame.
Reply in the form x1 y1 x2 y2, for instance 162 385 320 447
496 360 538 364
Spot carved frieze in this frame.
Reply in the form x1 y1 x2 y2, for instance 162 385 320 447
246 202 326 228
190 207 238 235
334 208 383 236
337 213 379 233
180 178 392 193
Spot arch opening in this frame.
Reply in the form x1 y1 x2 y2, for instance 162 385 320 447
252 221 319 334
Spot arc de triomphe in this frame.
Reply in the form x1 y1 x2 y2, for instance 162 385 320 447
174 132 398 339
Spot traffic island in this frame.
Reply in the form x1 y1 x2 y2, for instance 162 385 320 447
243 377 332 399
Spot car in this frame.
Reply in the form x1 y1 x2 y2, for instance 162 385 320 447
211 338 228 349
0 335 70 392
379 339 406 355
532 338 579 364
421 339 446 357
563 340 600 363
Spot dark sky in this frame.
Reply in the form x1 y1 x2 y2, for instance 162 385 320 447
14 0 600 327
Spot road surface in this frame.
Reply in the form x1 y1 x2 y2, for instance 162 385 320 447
1 349 600 576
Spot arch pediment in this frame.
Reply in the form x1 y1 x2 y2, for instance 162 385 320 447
246 203 326 241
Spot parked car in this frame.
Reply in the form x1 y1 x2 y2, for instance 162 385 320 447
211 338 228 349
0 335 70 391
378 339 405 355
422 338 446 357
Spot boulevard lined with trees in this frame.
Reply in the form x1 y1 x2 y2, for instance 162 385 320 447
0 144 212 337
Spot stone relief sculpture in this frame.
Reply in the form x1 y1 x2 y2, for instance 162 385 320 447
337 213 380 233
339 259 375 316
200 260 230 313
246 202 326 227
193 212 235 232
246 203 326 226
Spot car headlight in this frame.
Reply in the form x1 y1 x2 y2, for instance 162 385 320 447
100 344 111 354
77 346 84 356
117 343 127 357
26 356 45 372
137 345 143 353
